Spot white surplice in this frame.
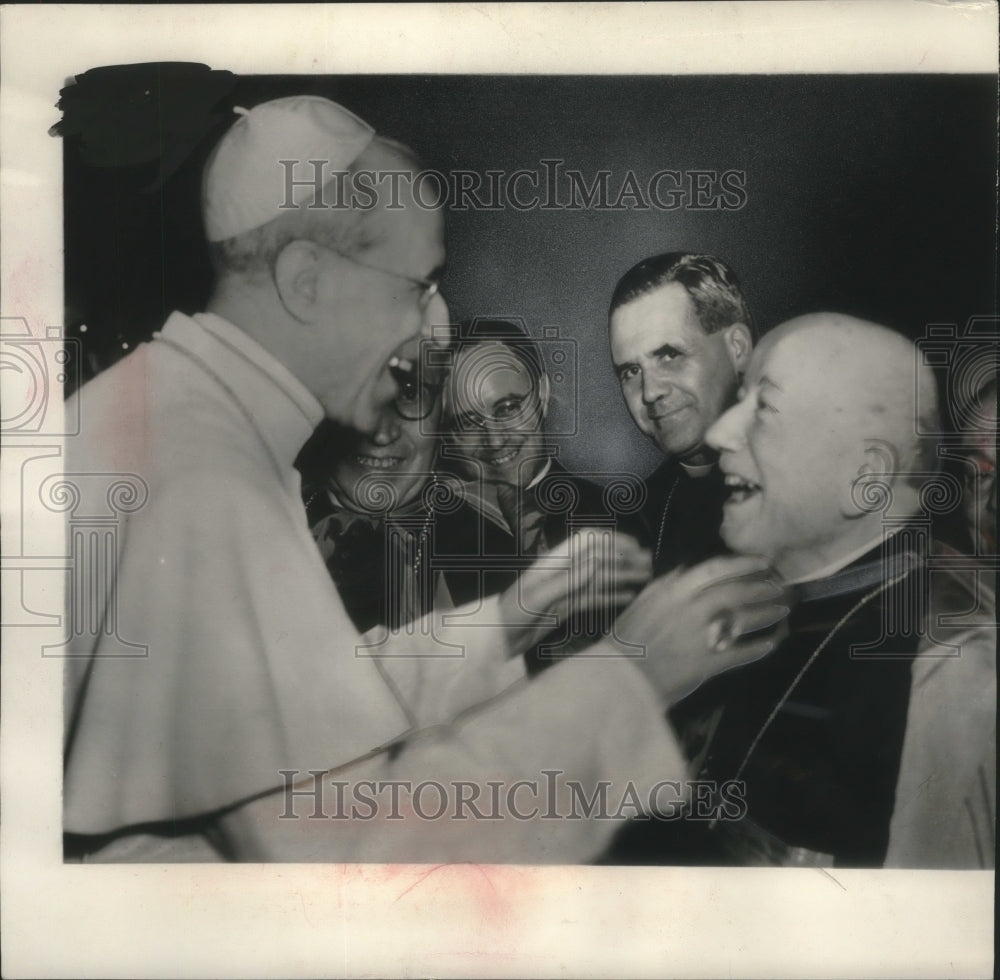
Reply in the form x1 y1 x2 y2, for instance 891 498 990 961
63 311 684 862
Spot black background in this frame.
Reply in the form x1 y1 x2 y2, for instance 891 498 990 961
62 70 998 476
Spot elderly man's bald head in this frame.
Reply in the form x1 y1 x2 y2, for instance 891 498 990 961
758 314 939 473
706 313 939 579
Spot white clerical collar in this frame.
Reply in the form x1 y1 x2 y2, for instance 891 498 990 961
155 311 324 471
526 458 553 490
679 460 715 479
786 528 902 586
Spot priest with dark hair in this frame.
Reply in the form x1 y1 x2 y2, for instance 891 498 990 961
608 251 756 574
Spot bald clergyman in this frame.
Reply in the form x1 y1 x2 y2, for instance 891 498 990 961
669 313 995 868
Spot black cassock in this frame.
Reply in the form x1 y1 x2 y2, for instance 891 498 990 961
607 541 923 867
304 458 639 656
435 458 642 674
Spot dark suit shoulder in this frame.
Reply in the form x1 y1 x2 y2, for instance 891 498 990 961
537 460 649 533
536 460 608 516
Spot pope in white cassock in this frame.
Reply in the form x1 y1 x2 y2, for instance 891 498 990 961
62 96 787 863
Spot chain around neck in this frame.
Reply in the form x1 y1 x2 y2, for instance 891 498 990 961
654 474 682 564
706 563 915 830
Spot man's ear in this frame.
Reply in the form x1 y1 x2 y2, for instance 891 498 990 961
273 240 324 323
538 372 552 418
723 322 753 374
845 438 899 518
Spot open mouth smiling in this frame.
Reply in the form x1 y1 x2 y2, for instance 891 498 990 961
724 472 762 503
484 447 519 466
357 455 404 469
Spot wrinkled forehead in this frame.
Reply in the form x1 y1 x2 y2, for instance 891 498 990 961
609 283 701 357
365 186 446 266
744 328 814 388
746 328 886 431
357 144 447 266
447 343 537 410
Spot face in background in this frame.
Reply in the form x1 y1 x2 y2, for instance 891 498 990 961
610 282 751 466
705 326 877 579
962 380 997 553
445 342 550 487
330 344 445 512
296 143 450 435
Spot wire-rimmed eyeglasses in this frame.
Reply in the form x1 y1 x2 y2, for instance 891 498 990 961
387 355 443 421
316 242 441 310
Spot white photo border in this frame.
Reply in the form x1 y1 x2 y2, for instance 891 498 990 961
1 3 996 978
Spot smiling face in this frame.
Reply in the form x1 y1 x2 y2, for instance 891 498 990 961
331 379 443 511
705 323 883 579
304 143 450 436
609 283 750 465
445 342 549 487
962 380 997 552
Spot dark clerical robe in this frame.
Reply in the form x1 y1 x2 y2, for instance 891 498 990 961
641 457 730 576
698 546 923 866
609 541 926 867
436 457 638 674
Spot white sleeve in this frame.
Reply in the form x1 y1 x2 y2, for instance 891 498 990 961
885 625 996 869
358 594 526 729
225 655 687 864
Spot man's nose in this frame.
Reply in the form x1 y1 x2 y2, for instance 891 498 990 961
423 291 450 343
370 414 401 447
705 398 748 453
641 368 671 404
483 425 507 450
